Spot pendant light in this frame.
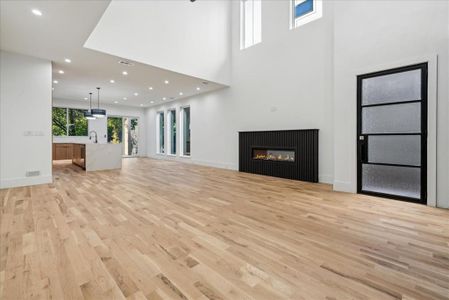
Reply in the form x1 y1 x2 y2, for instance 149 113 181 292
84 92 96 120
91 87 106 118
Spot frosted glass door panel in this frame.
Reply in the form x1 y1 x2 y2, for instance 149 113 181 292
362 102 421 134
368 135 421 166
362 164 420 199
362 69 421 105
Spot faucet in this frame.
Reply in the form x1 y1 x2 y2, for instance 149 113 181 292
89 130 98 143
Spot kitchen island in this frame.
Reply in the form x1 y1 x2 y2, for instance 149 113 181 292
53 142 122 171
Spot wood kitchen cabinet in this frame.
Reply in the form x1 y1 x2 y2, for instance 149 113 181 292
53 143 73 160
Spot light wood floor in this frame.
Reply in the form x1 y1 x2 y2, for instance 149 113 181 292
1 158 448 300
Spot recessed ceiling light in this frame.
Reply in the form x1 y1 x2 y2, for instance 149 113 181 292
58 70 64 74
134 92 139 96
114 101 118 104
164 80 169 84
64 58 71 63
122 71 128 75
150 101 154 104
53 80 58 84
31 9 42 16
123 97 127 100
162 97 167 101
84 97 88 100
110 79 115 83
140 104 144 106
148 87 153 90
196 87 201 91
179 92 183 96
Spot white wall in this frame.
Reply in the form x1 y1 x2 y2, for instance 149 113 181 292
53 98 147 156
145 0 449 208
85 0 231 85
333 0 449 208
0 51 52 188
146 0 335 183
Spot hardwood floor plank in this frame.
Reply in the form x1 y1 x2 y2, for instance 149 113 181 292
0 158 448 300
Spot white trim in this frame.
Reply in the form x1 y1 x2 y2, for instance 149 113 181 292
351 54 438 207
290 0 322 30
0 175 52 189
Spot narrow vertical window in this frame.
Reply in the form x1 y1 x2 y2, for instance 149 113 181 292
180 106 191 156
157 111 165 154
168 109 176 155
290 0 322 29
240 0 262 50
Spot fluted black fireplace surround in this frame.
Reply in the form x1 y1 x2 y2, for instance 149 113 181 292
239 129 319 182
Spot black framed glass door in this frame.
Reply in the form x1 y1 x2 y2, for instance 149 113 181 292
357 63 427 204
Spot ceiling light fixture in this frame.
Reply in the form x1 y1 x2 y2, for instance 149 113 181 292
150 101 154 104
31 9 42 16
84 93 96 120
196 87 201 91
58 70 64 74
164 80 169 84
84 97 88 100
114 101 118 104
123 97 127 100
140 104 144 107
162 97 167 101
122 71 128 75
91 87 106 118
53 80 58 84
64 58 71 63
148 87 153 90
110 79 115 83
134 92 138 96
179 92 183 96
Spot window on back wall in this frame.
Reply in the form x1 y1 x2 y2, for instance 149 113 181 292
168 109 177 155
290 0 322 29
156 111 165 154
180 106 191 156
240 0 262 50
52 107 88 136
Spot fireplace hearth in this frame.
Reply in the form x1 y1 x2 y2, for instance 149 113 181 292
239 129 318 182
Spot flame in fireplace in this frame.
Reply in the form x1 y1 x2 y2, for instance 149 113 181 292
253 149 295 162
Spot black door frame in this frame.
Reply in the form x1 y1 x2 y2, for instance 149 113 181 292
356 63 428 204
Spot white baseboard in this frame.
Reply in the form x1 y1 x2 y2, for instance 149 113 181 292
319 174 333 185
333 180 355 193
0 175 53 189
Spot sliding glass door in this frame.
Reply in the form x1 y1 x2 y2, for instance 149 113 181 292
107 116 139 157
123 117 138 156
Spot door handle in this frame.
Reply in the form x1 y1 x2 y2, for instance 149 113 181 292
359 135 368 163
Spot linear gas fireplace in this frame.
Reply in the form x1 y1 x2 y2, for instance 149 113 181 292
252 148 295 162
239 129 318 182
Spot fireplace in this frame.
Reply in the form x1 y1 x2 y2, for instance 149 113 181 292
252 148 295 162
239 129 318 182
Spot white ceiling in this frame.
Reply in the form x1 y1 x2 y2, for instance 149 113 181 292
0 0 225 108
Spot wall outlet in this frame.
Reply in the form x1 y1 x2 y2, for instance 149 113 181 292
26 170 40 177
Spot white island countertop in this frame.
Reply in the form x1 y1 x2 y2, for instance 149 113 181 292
85 143 122 172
